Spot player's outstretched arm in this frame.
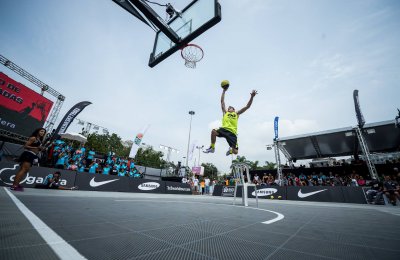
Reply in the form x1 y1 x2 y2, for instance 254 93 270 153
237 90 258 115
221 88 227 114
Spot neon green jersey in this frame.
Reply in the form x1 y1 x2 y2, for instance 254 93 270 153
222 112 238 135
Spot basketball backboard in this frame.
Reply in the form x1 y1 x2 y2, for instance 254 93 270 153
149 0 221 67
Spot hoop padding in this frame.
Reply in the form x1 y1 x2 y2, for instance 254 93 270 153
181 44 204 69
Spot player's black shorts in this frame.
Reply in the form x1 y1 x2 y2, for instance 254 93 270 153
216 128 238 149
18 151 39 165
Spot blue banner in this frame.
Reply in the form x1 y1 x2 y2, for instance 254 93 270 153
274 116 279 140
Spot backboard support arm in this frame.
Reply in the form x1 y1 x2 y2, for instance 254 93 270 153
128 0 180 43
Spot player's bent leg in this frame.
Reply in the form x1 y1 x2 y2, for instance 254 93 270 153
204 129 219 153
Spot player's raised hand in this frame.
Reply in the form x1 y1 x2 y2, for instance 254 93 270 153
251 90 258 97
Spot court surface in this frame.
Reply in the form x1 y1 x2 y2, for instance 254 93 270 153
1 187 399 260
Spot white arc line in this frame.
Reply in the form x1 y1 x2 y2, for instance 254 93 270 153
115 199 284 225
4 187 86 260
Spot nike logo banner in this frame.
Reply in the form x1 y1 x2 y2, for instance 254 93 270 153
89 178 119 187
297 189 327 198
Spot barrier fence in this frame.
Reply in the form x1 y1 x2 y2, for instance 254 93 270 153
0 162 369 203
0 162 191 195
213 185 368 204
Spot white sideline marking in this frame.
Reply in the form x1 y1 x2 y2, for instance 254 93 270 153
4 187 86 260
115 199 284 225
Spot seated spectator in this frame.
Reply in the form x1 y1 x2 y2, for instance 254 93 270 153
383 175 399 206
88 161 98 174
110 165 118 175
118 167 127 177
366 179 384 205
357 176 366 186
102 164 111 175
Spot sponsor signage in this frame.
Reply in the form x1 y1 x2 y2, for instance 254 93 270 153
248 186 287 199
75 173 127 191
164 181 191 195
192 166 204 176
129 179 165 193
286 186 345 203
0 72 53 136
221 186 236 197
0 161 75 188
342 186 367 204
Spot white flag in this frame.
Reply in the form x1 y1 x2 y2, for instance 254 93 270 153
129 124 150 159
188 140 197 161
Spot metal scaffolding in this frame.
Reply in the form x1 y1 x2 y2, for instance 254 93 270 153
354 126 379 180
0 54 65 138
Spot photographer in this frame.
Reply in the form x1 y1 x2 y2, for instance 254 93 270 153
36 171 77 190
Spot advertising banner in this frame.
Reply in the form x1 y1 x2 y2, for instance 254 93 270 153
286 186 345 203
192 166 204 176
74 172 128 192
248 186 287 200
164 181 191 195
0 72 53 136
221 185 236 197
128 179 165 193
53 101 92 136
129 124 150 159
0 161 75 188
341 186 367 204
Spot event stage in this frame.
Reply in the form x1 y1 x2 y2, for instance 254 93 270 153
1 188 399 259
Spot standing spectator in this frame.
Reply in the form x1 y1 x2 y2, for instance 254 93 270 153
204 177 210 195
200 179 205 195
193 176 199 193
86 148 95 167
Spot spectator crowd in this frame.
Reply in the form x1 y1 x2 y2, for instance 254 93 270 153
46 140 141 178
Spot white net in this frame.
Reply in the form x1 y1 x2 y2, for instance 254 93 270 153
181 44 204 69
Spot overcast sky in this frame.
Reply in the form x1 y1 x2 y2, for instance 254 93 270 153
1 0 399 173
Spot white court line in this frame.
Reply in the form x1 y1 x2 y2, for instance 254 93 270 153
4 187 86 260
115 199 284 225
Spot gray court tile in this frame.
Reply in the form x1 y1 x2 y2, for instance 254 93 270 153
142 225 214 245
222 228 291 247
69 232 172 259
0 244 59 260
297 228 400 251
283 236 399 260
268 249 336 260
134 246 213 260
184 234 276 260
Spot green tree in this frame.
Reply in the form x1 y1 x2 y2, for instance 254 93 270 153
134 146 165 168
86 133 127 157
201 162 218 179
263 161 276 170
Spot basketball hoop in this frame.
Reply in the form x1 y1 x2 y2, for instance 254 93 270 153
181 44 204 69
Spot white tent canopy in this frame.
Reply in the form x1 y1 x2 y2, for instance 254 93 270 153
60 132 87 143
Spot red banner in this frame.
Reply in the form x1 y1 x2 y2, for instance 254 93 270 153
0 72 53 136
